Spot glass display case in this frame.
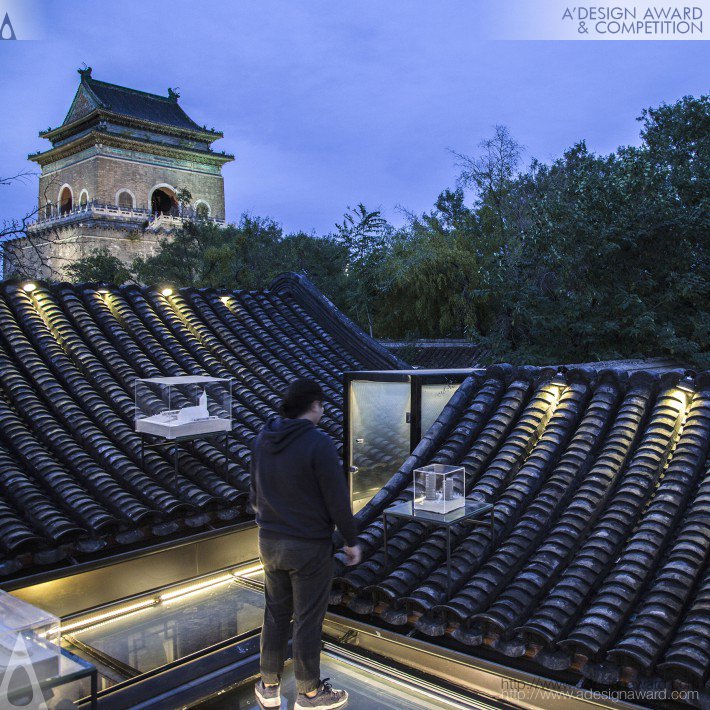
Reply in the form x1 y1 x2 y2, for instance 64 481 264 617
0 590 62 686
345 369 479 512
414 463 465 514
134 376 232 440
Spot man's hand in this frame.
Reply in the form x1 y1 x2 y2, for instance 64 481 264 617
343 544 362 566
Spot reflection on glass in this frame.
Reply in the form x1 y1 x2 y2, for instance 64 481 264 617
53 566 265 705
350 381 411 513
202 652 465 709
67 574 264 675
421 383 459 435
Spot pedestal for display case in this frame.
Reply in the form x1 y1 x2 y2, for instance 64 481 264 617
381 500 494 597
139 430 231 489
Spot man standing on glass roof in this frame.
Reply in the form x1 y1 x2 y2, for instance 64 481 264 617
250 379 361 710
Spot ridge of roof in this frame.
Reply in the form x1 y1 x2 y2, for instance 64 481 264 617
54 67 212 133
85 77 180 105
270 272 409 370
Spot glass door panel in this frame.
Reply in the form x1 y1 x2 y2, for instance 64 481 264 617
421 383 459 435
349 380 410 513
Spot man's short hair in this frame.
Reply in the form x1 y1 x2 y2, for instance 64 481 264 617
280 379 324 418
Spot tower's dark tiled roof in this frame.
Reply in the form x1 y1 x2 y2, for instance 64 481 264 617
333 364 710 701
80 76 203 131
0 274 406 580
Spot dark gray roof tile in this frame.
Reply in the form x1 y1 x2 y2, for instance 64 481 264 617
79 76 204 131
0 274 404 580
331 363 709 696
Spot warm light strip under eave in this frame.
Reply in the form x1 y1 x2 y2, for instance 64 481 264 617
60 562 264 633
61 599 156 634
159 573 233 602
322 642 492 710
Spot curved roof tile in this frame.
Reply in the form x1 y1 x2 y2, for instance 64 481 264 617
332 365 710 699
0 274 404 580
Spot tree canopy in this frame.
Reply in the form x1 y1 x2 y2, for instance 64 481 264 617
62 94 708 368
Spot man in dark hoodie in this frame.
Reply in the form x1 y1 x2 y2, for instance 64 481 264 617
250 379 361 710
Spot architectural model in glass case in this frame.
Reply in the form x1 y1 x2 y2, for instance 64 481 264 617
413 463 465 514
135 376 232 439
0 590 61 683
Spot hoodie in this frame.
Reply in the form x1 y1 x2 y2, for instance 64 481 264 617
249 416 359 547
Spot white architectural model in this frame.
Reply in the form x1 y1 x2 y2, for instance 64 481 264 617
177 389 209 423
135 376 232 439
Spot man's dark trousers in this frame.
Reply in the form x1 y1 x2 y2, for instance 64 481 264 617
258 535 334 694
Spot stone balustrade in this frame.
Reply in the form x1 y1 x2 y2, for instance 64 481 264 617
28 201 224 232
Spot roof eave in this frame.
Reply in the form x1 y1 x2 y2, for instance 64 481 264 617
28 131 234 167
39 108 223 143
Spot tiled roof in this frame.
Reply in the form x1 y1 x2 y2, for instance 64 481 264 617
381 340 489 369
79 76 204 132
0 274 406 580
333 364 710 698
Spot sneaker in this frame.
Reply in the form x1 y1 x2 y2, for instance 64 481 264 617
294 678 348 710
254 679 281 707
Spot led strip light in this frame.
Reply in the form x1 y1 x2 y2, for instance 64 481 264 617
322 642 496 709
61 562 264 634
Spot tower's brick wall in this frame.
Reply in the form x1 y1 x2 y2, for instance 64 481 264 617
39 152 226 218
6 229 163 280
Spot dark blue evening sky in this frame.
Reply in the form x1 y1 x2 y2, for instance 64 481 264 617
0 1 707 234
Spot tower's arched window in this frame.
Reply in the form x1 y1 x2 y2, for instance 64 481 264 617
150 186 178 216
195 200 210 219
59 186 73 215
44 203 53 220
79 190 89 207
117 190 134 209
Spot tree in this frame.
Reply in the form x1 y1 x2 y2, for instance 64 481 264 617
132 215 353 299
492 94 709 367
334 204 392 336
275 232 349 304
1 172 62 280
452 125 524 244
375 189 488 339
448 126 529 351
133 214 284 289
65 247 133 284
335 203 390 266
175 187 192 215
